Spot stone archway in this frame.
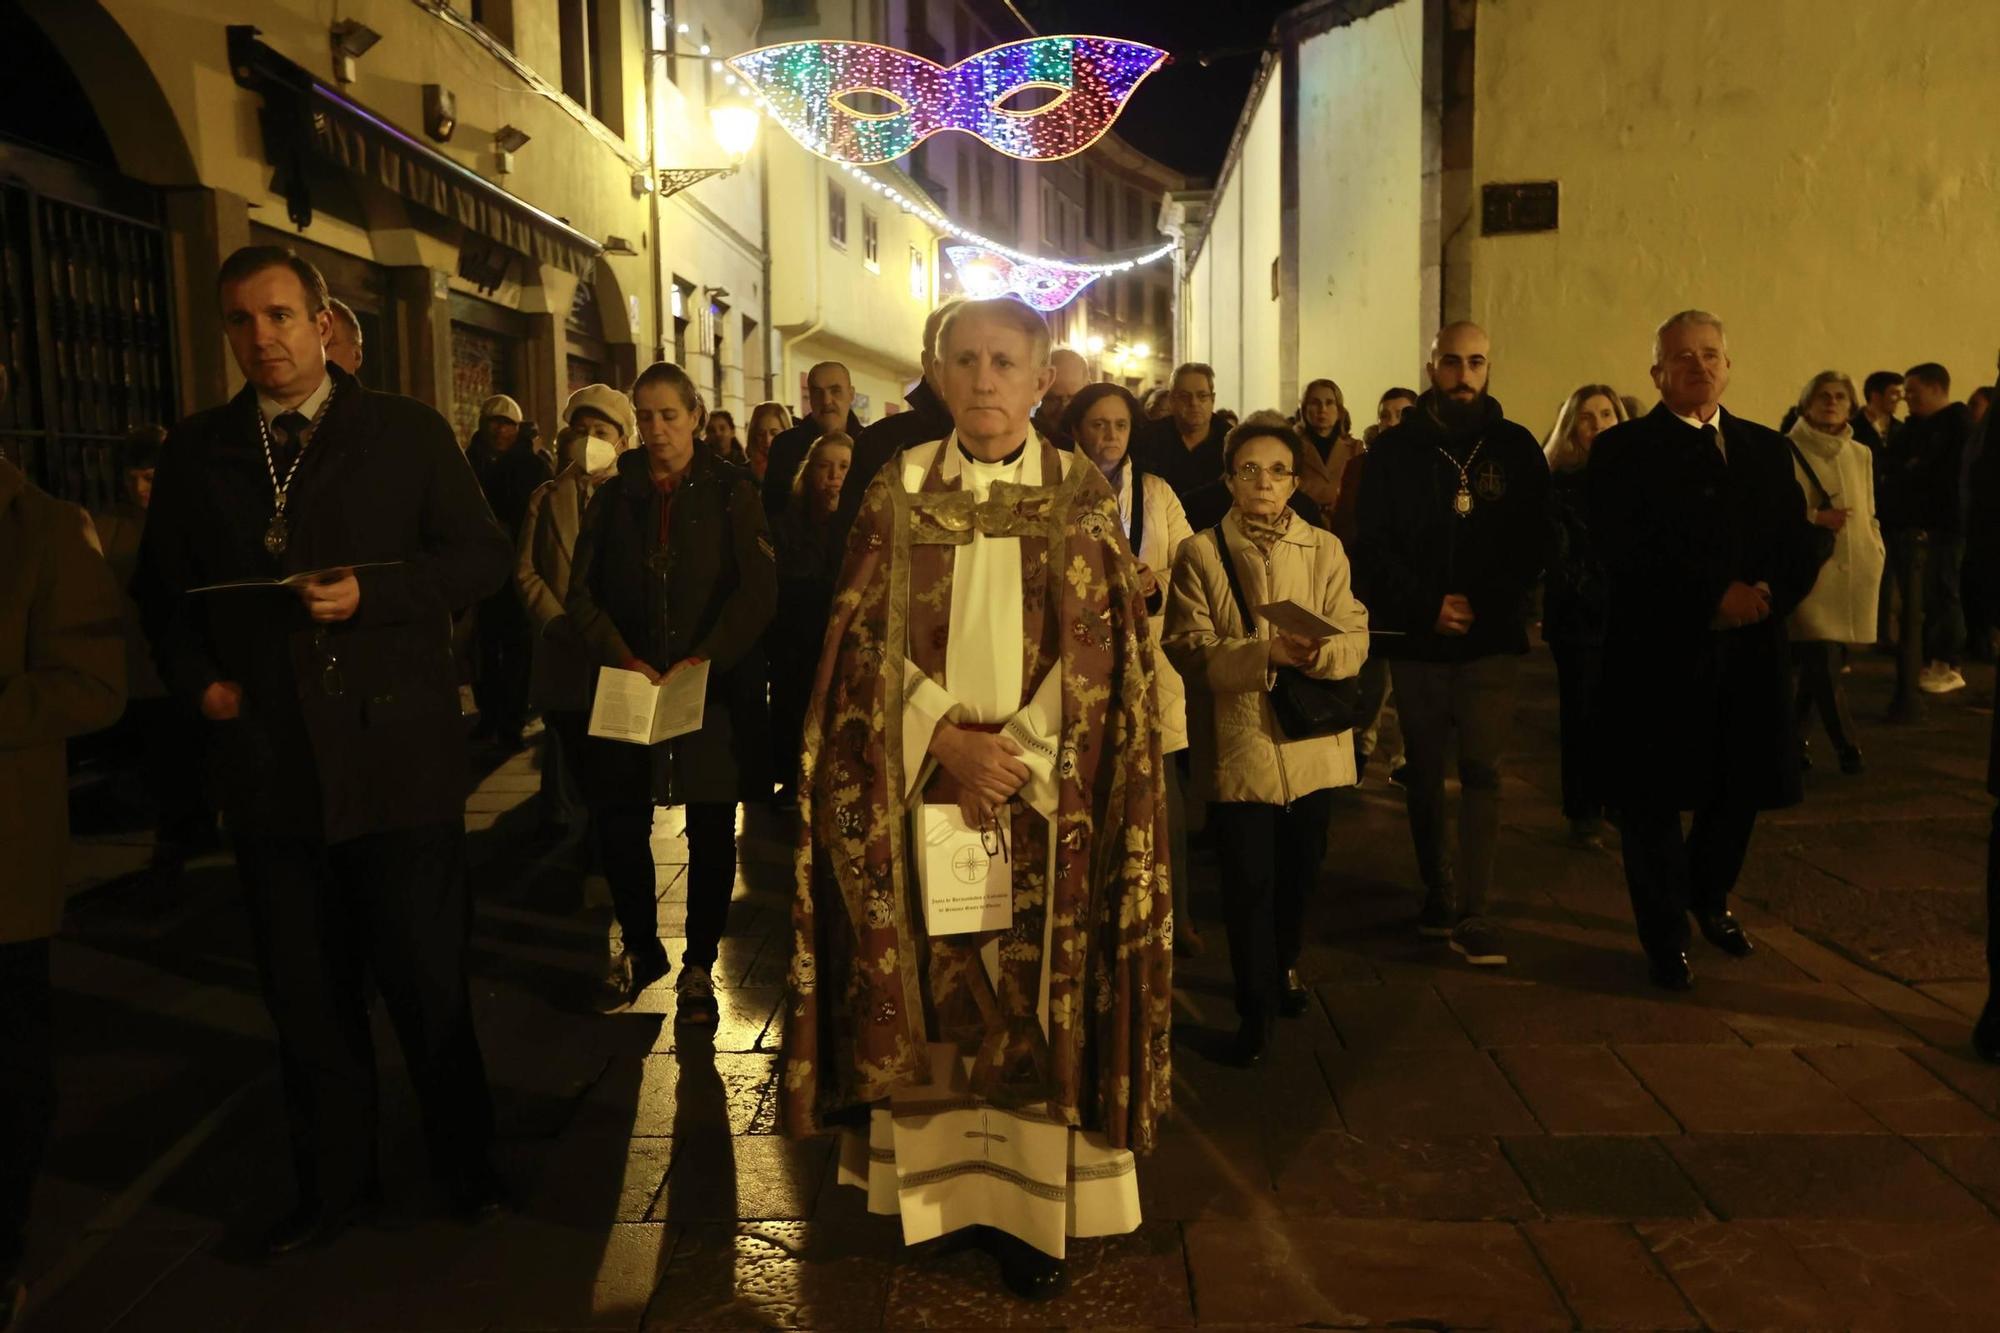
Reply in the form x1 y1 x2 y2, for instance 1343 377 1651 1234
14 0 198 188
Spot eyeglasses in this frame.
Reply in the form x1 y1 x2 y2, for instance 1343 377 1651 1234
1231 462 1295 483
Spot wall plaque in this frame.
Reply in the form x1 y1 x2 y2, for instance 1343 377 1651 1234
1482 181 1559 235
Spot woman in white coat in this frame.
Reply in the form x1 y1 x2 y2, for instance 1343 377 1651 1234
1062 382 1203 957
1166 411 1369 1066
1787 371 1886 774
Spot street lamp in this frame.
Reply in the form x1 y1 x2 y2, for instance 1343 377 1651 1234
1086 334 1105 354
709 104 760 162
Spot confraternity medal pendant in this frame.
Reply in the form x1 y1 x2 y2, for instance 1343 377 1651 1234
1454 486 1473 517
264 510 288 556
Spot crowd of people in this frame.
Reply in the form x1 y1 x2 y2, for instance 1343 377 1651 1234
5 239 2000 1319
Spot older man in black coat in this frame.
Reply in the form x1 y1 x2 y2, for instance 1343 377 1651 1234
762 360 863 525
1588 310 1823 991
134 247 513 1255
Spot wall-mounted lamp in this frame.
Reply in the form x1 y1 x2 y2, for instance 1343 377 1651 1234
423 84 457 142
493 125 531 175
329 19 381 84
708 104 760 163
602 235 639 257
630 170 656 198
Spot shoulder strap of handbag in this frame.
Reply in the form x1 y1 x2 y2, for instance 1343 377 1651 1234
1129 466 1147 557
1209 524 1256 630
1786 438 1834 507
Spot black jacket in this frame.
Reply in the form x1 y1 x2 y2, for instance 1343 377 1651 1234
1876 402 1969 535
1587 405 1822 812
1352 391 1550 662
834 379 954 549
568 446 776 804
1132 414 1229 503
467 434 553 541
763 411 863 526
133 366 512 842
1542 464 1606 647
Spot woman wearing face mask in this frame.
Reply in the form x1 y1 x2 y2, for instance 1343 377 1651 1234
744 402 790 483
1541 384 1628 847
519 385 640 847
1786 371 1884 775
1293 378 1363 524
567 363 777 1020
1061 382 1203 957
1166 411 1370 1067
767 432 854 808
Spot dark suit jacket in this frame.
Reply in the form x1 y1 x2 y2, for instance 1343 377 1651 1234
1587 404 1821 812
833 379 954 549
134 366 512 843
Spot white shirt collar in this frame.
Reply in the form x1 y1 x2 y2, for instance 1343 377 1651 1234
1672 403 1723 433
257 371 333 428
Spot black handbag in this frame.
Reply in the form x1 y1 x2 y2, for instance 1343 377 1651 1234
1209 525 1360 739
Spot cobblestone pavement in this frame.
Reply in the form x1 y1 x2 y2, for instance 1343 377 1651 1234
19 651 2000 1331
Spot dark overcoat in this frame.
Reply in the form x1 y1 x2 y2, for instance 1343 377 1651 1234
133 366 513 843
567 445 776 805
1586 405 1823 812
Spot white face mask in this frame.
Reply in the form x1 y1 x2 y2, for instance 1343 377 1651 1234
583 437 618 474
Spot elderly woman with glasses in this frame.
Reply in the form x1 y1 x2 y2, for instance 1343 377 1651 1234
1166 410 1370 1067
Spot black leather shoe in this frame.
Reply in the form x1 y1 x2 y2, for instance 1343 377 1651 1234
1976 998 2000 1064
1228 1019 1268 1068
1696 912 1753 957
1838 748 1866 775
264 1198 371 1259
974 1227 1069 1302
449 1163 510 1224
1279 969 1311 1018
1647 951 1695 992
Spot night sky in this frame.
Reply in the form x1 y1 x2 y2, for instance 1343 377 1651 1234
1015 0 1301 180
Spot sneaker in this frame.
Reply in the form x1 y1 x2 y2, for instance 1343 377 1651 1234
599 945 670 1010
1449 917 1508 967
1944 666 1968 692
1417 889 1456 939
675 963 719 1026
1919 663 1968 694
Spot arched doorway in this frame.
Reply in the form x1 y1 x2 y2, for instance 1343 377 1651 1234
0 0 189 508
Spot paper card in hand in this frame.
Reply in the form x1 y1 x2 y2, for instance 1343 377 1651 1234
188 561 402 593
587 662 710 745
917 805 1013 935
1254 599 1340 639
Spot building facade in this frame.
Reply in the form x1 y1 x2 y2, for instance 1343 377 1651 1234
1183 0 2000 434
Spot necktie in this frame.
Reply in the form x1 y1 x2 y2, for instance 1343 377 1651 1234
1700 423 1724 468
271 411 309 477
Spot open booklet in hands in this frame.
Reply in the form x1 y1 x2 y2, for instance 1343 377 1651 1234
586 662 710 745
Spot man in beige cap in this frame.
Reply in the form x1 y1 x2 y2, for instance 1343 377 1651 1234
468 392 549 750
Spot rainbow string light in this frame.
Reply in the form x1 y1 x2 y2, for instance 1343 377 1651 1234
945 244 1100 310
728 36 1167 165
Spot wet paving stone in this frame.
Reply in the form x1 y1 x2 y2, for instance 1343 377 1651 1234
1269 1132 1538 1220
1524 1221 1700 1331
1501 1135 1707 1220
882 1222 1192 1328
1662 1133 1991 1221
1615 1045 1882 1134
1491 1044 1681 1134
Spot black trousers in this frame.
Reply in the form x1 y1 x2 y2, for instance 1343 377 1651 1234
1550 640 1604 822
1885 529 1928 713
0 939 53 1281
1209 791 1333 1029
1617 802 1759 958
594 801 737 970
471 592 532 739
234 821 493 1211
1792 640 1859 756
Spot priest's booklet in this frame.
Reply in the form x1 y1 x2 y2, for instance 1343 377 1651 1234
586 662 709 745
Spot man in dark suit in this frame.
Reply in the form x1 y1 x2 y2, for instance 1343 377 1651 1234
1131 362 1229 503
762 360 862 525
133 246 513 1255
1588 310 1822 991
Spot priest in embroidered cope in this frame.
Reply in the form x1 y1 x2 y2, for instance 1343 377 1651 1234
779 298 1172 1280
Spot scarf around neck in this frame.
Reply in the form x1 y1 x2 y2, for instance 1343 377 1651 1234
1788 416 1852 461
1236 505 1293 553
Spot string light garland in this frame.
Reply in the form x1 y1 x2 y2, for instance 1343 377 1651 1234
946 244 1100 310
728 35 1167 165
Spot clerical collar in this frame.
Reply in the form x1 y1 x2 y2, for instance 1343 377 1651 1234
958 435 1028 468
258 371 333 428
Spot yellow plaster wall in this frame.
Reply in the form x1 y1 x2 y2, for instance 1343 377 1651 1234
1469 0 2000 435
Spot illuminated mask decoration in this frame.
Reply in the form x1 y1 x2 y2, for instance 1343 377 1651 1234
946 244 1099 312
729 36 1168 164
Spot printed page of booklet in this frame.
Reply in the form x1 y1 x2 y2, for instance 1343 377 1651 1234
587 661 709 745
1254 599 1341 639
917 805 1014 935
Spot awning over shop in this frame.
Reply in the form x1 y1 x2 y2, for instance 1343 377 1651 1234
227 25 602 279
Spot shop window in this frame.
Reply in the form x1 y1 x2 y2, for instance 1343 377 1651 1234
557 0 606 120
